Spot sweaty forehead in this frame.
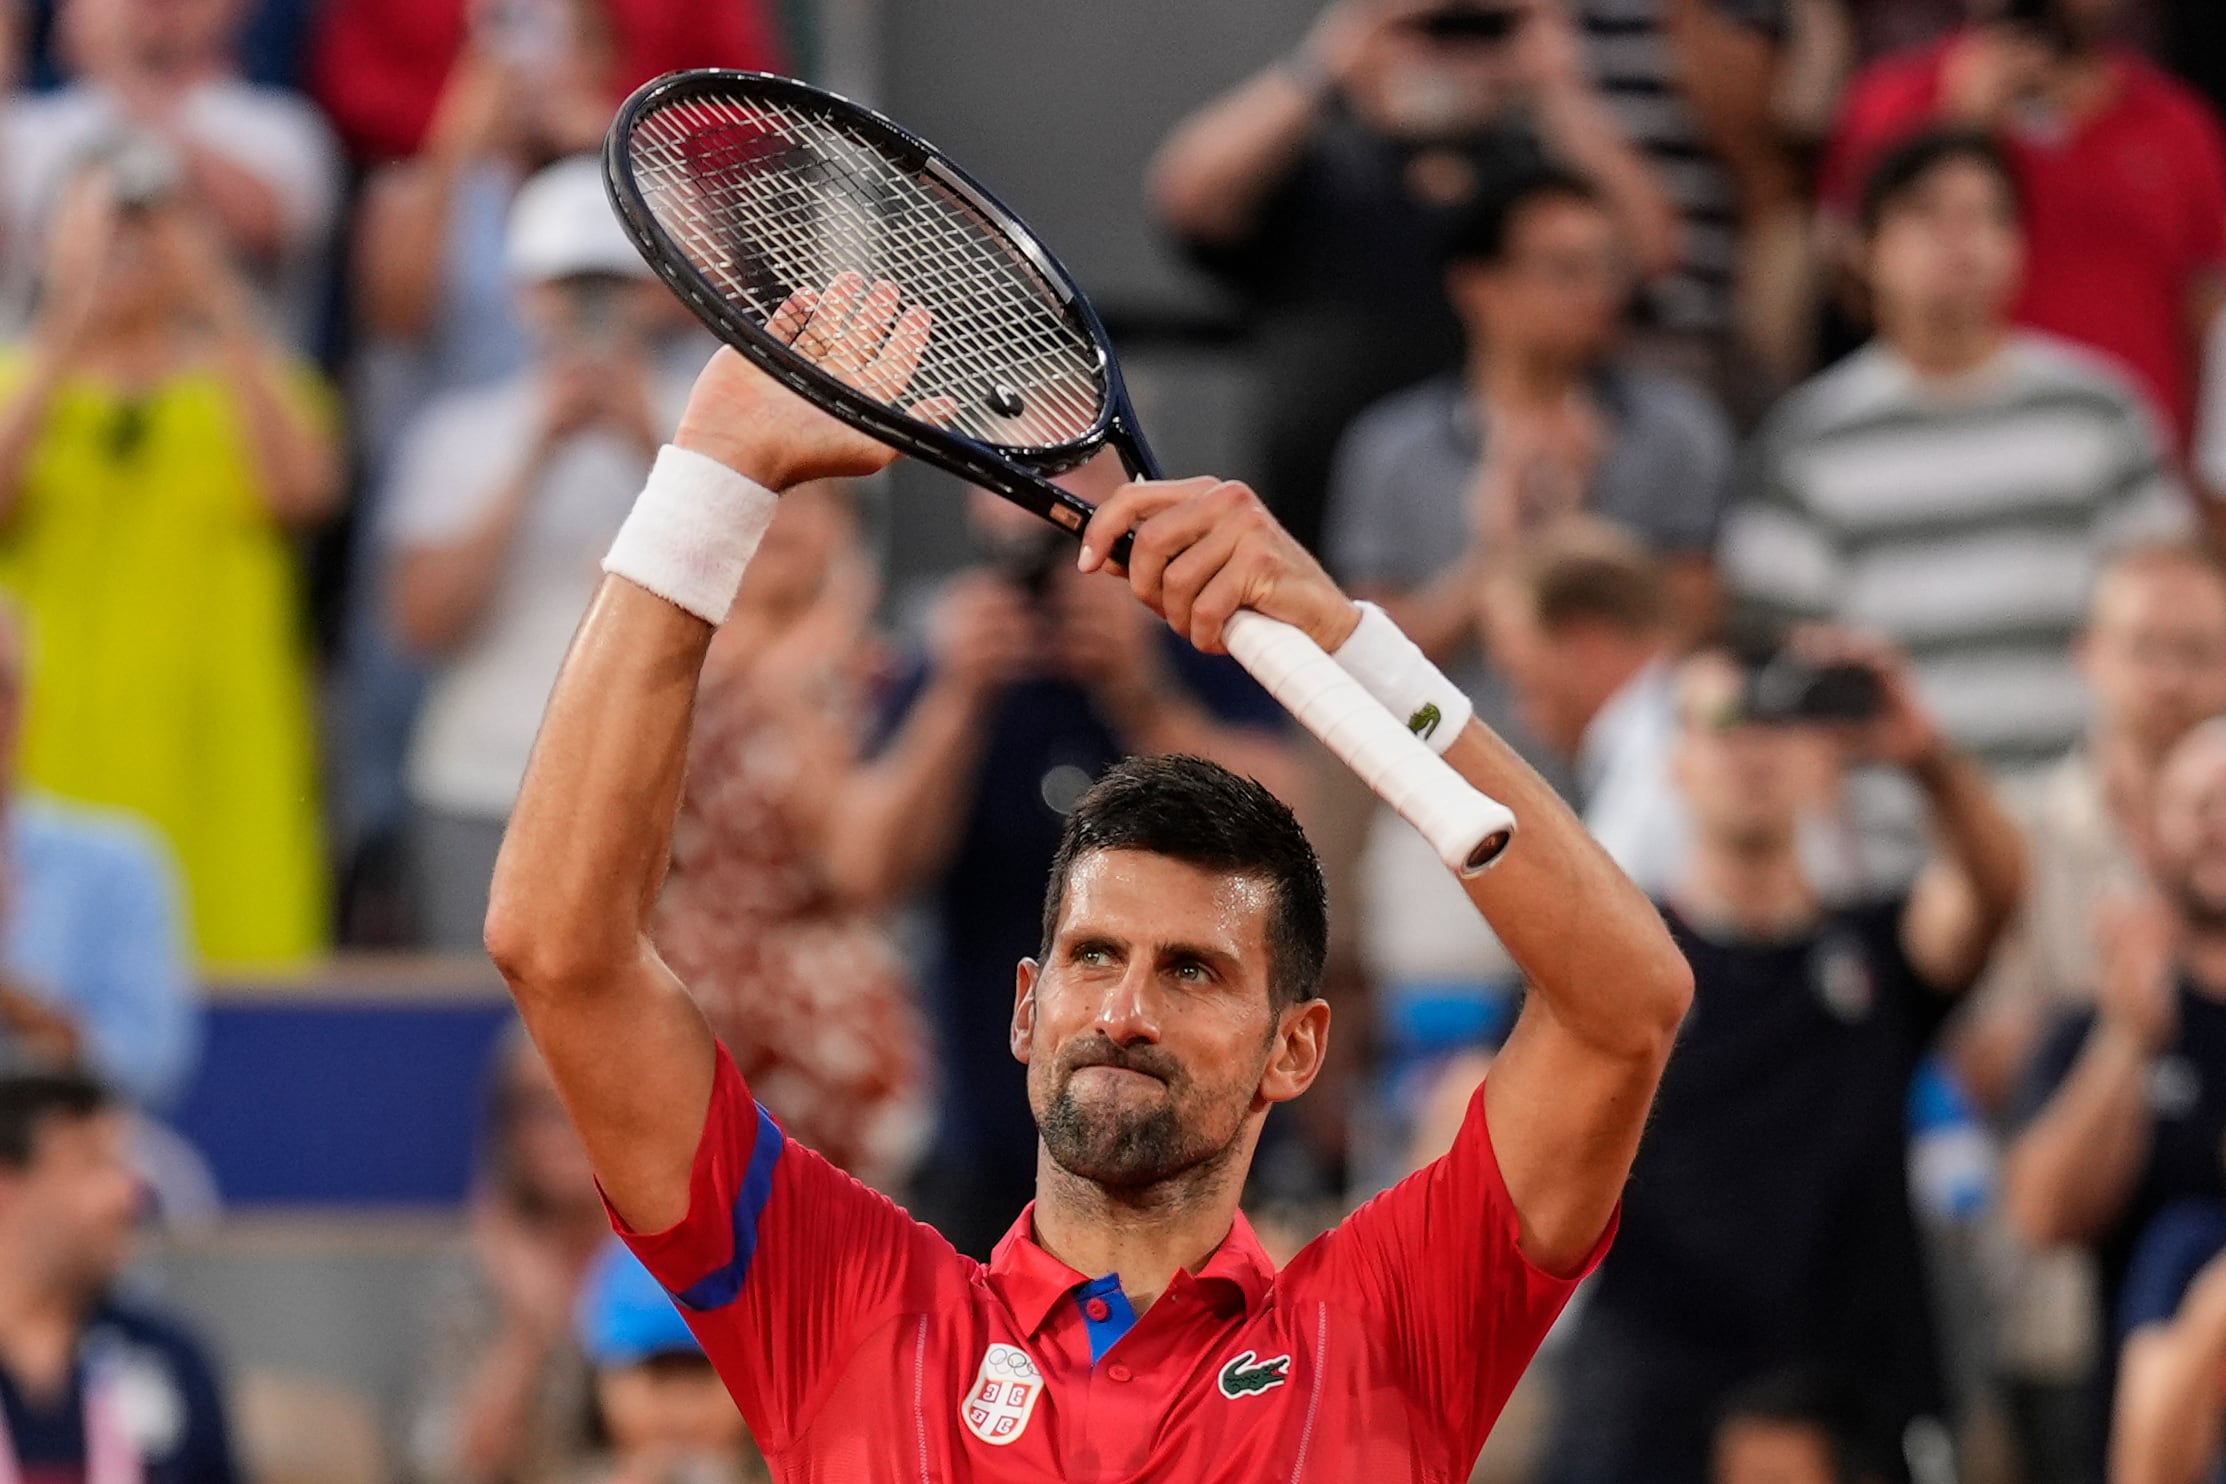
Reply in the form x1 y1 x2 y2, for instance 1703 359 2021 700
1053 850 1274 962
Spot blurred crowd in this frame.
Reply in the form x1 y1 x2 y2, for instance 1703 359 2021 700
0 0 2221 1481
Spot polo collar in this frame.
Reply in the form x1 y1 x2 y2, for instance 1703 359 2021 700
987 1202 1278 1338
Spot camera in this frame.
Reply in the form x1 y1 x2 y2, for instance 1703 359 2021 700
106 133 184 213
1411 4 1524 45
989 526 1069 605
1741 652 1884 726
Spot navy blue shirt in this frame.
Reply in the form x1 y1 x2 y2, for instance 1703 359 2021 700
878 633 1286 1191
2021 982 2226 1319
0 1300 238 1484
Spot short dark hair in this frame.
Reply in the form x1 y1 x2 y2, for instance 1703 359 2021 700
1714 1370 1880 1484
1039 755 1328 1013
0 1064 112 1171
1859 127 2022 236
1510 518 1670 636
1446 163 1605 267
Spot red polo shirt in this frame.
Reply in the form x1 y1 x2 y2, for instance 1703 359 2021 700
1821 34 2226 447
611 1044 1609 1481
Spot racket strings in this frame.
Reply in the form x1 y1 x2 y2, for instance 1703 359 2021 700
628 93 1107 449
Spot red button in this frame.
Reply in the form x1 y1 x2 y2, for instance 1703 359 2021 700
1108 1363 1132 1382
1085 1297 1111 1321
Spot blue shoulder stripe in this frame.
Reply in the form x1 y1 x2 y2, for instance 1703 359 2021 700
673 1101 785 1312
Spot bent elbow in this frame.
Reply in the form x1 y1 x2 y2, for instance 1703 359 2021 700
1642 956 1696 1057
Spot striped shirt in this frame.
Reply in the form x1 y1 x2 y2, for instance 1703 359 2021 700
1575 0 1782 339
1723 333 2190 773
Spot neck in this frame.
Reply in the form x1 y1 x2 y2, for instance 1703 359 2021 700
1472 339 1579 409
0 1253 89 1399
1885 318 2006 380
1028 1140 1251 1313
1678 836 1815 938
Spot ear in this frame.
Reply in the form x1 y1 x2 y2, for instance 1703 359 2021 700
1258 1000 1333 1106
1010 957 1040 1066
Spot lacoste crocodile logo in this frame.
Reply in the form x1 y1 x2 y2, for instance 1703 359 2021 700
1217 1349 1292 1399
1407 702 1442 740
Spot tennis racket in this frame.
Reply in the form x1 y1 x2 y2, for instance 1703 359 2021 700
602 69 1515 873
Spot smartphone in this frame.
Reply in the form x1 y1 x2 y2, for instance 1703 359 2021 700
1413 4 1524 45
1742 655 1884 726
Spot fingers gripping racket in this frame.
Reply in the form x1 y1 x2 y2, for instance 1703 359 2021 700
603 70 1515 873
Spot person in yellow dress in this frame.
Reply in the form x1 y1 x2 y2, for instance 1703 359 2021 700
0 147 341 969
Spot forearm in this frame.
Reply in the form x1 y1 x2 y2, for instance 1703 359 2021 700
2115 1266 2226 1484
820 674 998 908
2003 1026 2154 1245
212 326 341 527
1445 718 1692 1053
0 981 81 1063
392 458 546 655
355 162 463 340
0 349 69 527
180 146 290 262
1534 86 1684 279
1909 743 2029 974
1146 65 1324 247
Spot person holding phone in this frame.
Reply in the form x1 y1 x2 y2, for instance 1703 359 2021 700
1539 633 2025 1484
1820 0 2226 458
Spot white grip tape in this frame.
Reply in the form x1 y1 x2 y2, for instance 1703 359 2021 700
601 444 780 625
1224 611 1516 875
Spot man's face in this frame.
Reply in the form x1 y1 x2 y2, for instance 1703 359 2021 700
1 1111 142 1293
2151 729 2226 930
1672 655 1832 852
1454 196 1630 368
1016 850 1313 1191
1867 159 2025 335
1490 590 1614 756
2081 561 2226 761
1713 1418 1841 1484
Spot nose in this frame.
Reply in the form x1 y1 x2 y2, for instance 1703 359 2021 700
1093 960 1161 1047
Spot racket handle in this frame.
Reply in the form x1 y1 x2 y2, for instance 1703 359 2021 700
1223 610 1516 875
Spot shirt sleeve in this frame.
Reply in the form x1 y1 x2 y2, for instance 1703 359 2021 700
1322 399 1429 590
2090 385 2193 541
1300 1079 1613 1466
79 824 198 1110
1629 379 1738 553
607 1042 952 1452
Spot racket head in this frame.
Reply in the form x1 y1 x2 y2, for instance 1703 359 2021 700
604 70 1140 502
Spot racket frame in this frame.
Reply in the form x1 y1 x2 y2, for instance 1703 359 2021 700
603 68 1169 530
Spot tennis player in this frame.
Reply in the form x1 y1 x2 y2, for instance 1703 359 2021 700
486 285 1694 1478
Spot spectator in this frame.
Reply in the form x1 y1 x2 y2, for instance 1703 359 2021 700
0 596 195 1109
0 160 338 969
1820 0 2226 455
1568 0 1809 387
2003 719 2226 1370
1542 638 2026 1484
650 481 929 1193
385 156 688 950
0 1064 240 1484
1727 129 2188 791
308 0 785 165
2111 1210 2226 1484
0 0 342 350
571 1243 769 1484
1148 0 1677 552
1712 1370 1887 1484
1951 542 2226 1484
410 1029 607 1484
863 484 1300 1259
1327 164 1731 750
1487 517 1684 890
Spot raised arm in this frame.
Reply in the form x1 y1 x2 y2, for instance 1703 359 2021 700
2115 1248 2226 1484
1078 476 1693 1277
485 284 931 1234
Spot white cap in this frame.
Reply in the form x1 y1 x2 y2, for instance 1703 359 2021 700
506 156 654 283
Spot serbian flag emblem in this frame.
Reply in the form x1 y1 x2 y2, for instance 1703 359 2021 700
962 1343 1045 1445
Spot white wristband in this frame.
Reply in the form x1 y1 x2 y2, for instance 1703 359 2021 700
1330 601 1473 755
602 444 779 625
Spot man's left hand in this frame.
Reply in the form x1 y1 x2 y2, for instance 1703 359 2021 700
1077 477 1359 653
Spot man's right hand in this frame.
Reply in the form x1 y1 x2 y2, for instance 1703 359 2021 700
673 272 942 491
2095 894 2180 1056
1940 26 2051 126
